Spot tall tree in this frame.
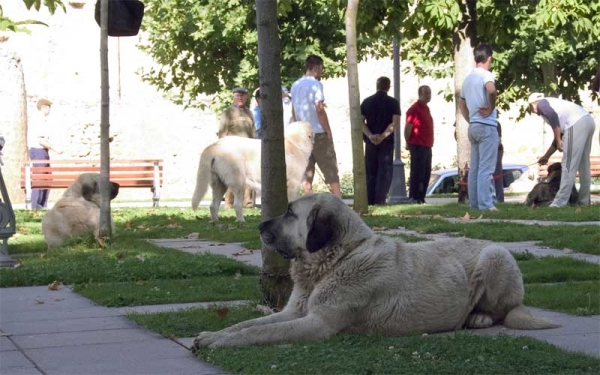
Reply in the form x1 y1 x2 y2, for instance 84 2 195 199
0 49 29 203
345 0 367 213
255 0 293 309
452 0 477 203
98 0 112 240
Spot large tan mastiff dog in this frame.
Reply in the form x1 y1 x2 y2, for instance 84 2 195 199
42 173 119 249
191 121 314 223
193 193 560 349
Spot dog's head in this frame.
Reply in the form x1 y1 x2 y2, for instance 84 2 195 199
258 193 372 260
546 162 562 183
67 173 120 206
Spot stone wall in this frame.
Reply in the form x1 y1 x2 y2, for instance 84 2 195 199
1 0 598 205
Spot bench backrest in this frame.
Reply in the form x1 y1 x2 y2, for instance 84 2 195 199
547 155 600 177
20 159 163 189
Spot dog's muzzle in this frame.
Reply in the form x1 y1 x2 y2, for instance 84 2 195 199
258 220 274 245
258 220 297 260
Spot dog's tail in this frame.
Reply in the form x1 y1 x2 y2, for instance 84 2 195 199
191 146 214 210
504 305 561 330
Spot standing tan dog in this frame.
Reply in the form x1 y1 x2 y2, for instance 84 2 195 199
193 194 560 349
42 173 119 249
191 121 314 223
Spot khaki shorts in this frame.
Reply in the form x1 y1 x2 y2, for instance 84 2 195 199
303 132 340 184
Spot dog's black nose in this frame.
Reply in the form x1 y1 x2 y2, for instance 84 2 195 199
258 221 265 232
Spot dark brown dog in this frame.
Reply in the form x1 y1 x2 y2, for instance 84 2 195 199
525 163 578 207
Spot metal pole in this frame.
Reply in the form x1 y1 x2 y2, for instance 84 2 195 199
388 37 409 204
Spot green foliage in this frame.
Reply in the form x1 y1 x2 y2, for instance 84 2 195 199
0 0 65 33
403 0 599 115
138 0 406 111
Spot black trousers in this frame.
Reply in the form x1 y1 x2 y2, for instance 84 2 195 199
408 144 432 203
364 141 394 205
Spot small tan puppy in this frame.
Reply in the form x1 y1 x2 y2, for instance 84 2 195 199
42 173 119 249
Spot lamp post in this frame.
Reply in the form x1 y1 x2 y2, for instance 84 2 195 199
388 38 409 204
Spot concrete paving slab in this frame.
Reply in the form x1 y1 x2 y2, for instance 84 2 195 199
0 336 18 351
0 306 122 324
26 340 226 375
12 327 165 350
0 286 85 304
1 315 139 336
0 350 37 370
0 286 231 375
114 300 249 315
150 238 263 268
0 366 44 375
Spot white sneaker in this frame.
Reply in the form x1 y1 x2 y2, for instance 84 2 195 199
548 203 561 208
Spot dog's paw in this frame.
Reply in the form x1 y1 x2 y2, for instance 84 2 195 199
465 313 494 329
192 331 223 353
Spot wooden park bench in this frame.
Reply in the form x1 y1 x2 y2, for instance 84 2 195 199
20 159 163 209
539 155 600 178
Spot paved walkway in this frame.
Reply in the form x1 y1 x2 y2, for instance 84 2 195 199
2 225 599 374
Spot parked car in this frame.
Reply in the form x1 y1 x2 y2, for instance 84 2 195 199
426 163 529 196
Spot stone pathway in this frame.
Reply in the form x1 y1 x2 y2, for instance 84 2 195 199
0 286 229 375
381 227 600 264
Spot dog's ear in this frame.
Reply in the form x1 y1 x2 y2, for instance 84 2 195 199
110 182 120 200
306 204 337 253
81 180 99 201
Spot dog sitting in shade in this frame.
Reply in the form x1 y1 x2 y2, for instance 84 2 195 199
525 162 578 207
42 173 119 249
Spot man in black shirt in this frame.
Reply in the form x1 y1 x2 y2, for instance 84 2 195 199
361 77 401 205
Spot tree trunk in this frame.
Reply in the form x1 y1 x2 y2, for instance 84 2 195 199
541 63 557 95
346 0 367 214
0 47 29 203
256 0 293 310
453 0 477 204
99 0 112 239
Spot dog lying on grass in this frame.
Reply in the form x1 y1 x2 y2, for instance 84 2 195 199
191 121 314 223
42 173 119 249
192 193 560 349
525 162 578 207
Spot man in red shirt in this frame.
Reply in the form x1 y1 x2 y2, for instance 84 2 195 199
405 85 434 204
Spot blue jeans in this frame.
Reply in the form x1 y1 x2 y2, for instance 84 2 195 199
468 123 498 210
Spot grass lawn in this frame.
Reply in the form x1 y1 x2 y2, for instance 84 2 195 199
3 204 598 313
5 203 599 374
128 305 599 375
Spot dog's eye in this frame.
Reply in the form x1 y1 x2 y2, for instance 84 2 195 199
286 206 296 218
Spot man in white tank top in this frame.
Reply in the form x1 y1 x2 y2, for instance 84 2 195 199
528 93 595 207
